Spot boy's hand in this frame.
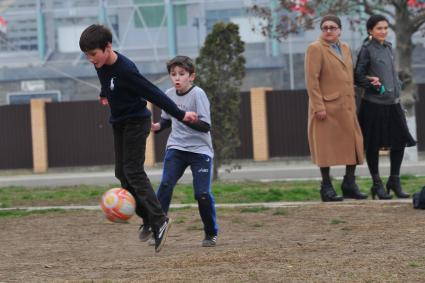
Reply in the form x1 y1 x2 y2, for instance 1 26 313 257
151 122 160 132
99 96 108 105
183 111 198 123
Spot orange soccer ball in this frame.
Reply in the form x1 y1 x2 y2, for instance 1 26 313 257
100 188 136 223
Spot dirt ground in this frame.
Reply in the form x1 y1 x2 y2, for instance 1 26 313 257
1 201 425 283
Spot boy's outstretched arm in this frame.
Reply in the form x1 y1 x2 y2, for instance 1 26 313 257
127 70 197 122
182 120 210 133
152 117 209 133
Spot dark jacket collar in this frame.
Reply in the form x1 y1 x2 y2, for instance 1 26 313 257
367 38 392 48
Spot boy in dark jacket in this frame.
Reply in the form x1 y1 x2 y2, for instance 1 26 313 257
79 24 198 252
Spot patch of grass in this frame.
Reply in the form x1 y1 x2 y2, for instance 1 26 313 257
0 185 110 208
240 206 270 213
248 271 260 281
171 184 197 204
400 174 417 180
212 182 320 203
174 217 186 224
272 208 288 216
0 208 66 218
186 224 203 231
169 206 193 212
409 262 419 268
330 219 347 225
1 176 425 208
407 256 425 268
215 207 235 213
231 217 244 224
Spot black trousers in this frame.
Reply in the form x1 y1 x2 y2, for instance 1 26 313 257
112 117 165 230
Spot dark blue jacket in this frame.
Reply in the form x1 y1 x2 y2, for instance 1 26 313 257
96 52 185 123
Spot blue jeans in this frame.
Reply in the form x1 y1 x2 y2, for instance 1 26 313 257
157 149 218 236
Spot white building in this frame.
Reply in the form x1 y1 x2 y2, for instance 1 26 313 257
0 0 423 104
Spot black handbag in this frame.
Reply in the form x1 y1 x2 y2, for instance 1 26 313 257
413 186 425 209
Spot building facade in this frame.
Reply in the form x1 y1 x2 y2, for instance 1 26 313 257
0 0 424 106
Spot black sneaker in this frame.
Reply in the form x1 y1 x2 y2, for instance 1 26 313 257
154 218 172 252
138 224 152 242
202 234 217 247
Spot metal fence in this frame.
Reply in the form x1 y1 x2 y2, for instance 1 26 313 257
266 89 310 157
45 100 114 167
416 85 425 152
0 104 32 169
0 86 424 170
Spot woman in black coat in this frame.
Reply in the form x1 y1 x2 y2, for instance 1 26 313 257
355 14 416 200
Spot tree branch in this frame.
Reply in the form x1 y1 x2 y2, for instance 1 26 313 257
389 0 402 12
361 0 395 18
412 11 425 32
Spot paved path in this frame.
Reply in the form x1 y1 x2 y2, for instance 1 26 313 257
0 159 424 187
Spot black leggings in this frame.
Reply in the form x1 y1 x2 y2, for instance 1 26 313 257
365 148 405 177
320 165 356 184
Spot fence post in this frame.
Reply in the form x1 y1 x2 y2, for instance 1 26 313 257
250 87 272 161
145 102 156 166
30 99 49 173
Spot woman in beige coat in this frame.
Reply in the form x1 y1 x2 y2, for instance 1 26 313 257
304 15 366 202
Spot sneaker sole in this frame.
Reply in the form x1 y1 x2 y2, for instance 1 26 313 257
139 232 153 242
202 242 216 247
155 219 172 253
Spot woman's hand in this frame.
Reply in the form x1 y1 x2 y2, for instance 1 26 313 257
367 76 381 87
315 110 327 120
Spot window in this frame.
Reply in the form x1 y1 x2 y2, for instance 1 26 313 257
133 0 187 28
206 9 243 32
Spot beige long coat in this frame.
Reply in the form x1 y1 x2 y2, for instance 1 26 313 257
304 39 364 167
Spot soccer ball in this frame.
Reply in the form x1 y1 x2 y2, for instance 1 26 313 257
100 188 136 223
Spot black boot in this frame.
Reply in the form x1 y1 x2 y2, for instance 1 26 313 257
386 175 410 198
341 175 368 199
371 180 392 200
320 182 344 202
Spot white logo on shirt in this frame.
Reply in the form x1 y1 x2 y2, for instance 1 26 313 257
110 77 115 91
198 168 209 173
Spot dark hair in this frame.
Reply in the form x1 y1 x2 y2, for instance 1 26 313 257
320 15 341 29
166 55 195 74
366 14 388 31
79 24 112 52
364 14 389 42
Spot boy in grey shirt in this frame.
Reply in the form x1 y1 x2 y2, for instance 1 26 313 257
151 56 218 247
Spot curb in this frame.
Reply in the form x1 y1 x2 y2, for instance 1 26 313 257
0 199 413 212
